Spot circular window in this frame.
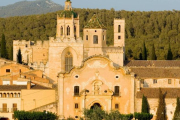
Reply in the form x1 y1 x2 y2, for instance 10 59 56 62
95 30 97 32
115 75 119 79
75 75 79 79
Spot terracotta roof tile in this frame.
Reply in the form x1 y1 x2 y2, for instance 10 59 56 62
0 85 50 91
137 88 180 98
131 68 180 78
125 60 180 67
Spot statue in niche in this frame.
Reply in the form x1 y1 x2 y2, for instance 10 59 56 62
93 81 102 95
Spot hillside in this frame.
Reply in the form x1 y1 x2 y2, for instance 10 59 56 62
0 9 180 60
0 0 63 17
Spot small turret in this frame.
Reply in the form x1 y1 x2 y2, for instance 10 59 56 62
64 0 72 11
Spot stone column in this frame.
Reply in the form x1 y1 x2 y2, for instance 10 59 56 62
58 73 64 119
130 73 135 113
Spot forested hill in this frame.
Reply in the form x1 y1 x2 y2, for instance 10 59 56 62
0 9 180 60
0 0 63 18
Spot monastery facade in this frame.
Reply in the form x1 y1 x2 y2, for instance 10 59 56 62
7 0 180 120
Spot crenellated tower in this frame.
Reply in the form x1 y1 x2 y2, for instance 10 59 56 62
56 0 80 40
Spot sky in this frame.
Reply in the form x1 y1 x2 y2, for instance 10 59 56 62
1 0 180 11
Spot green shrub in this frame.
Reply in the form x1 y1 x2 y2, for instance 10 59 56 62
14 110 57 120
134 112 153 120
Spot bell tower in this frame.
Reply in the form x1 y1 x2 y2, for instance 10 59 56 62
56 0 80 40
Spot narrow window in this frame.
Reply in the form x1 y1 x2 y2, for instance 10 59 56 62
114 86 119 96
118 36 121 40
74 86 79 96
93 35 98 44
13 103 17 112
75 103 79 109
86 35 88 40
153 79 157 84
118 25 121 33
61 26 63 36
18 93 20 98
7 93 9 98
0 93 2 98
6 69 10 73
3 103 7 112
67 26 70 36
74 26 76 38
168 79 171 84
115 104 119 109
103 35 105 41
25 44 28 47
65 52 73 72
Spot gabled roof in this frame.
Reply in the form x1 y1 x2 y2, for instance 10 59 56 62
84 14 106 29
137 88 180 98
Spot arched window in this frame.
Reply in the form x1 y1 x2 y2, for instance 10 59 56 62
74 86 79 96
67 26 70 36
3 93 6 98
93 35 98 44
65 52 73 72
61 26 63 36
118 25 121 33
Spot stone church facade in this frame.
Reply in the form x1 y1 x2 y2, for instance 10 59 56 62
13 0 180 120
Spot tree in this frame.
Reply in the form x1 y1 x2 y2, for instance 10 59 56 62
17 48 22 64
0 34 7 58
151 44 156 60
173 97 180 120
141 95 149 113
167 43 173 60
142 40 147 60
156 88 166 120
9 46 13 60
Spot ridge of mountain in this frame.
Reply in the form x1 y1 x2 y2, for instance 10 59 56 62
0 0 64 17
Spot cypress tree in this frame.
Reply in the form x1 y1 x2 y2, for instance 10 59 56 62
0 34 7 58
173 97 180 120
156 88 166 120
151 44 156 60
142 40 147 60
167 44 173 60
17 49 22 64
9 46 13 60
141 95 149 113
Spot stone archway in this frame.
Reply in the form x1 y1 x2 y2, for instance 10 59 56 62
90 103 102 110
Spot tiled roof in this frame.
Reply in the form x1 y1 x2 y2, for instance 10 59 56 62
0 85 50 91
137 88 180 98
125 60 180 67
131 68 180 78
84 14 106 29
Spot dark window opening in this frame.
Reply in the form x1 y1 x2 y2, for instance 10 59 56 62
67 26 70 36
25 44 28 47
6 69 10 73
74 26 76 38
153 79 157 84
118 25 121 33
103 35 105 41
118 36 121 40
75 103 79 109
115 104 119 109
141 79 144 84
114 86 119 96
74 86 79 96
86 35 88 40
61 26 63 36
93 35 98 44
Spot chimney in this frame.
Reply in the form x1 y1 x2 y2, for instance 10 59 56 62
27 81 31 90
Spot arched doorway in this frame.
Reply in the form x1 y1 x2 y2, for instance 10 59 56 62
90 103 102 109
